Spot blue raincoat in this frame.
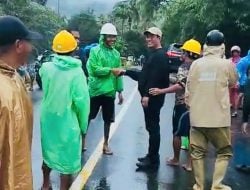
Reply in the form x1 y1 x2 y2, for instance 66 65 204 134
236 50 250 86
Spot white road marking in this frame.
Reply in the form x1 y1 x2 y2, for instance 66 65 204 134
70 85 138 190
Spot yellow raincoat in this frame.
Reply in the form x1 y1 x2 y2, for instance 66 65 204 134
0 61 33 190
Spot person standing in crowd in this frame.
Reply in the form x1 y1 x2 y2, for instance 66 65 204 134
234 65 250 172
67 28 81 47
39 30 90 190
0 15 42 190
139 54 146 66
87 23 124 155
67 27 90 151
229 46 241 117
123 27 170 170
17 64 31 89
27 59 36 91
149 39 202 172
67 28 87 75
237 50 250 109
242 65 250 135
186 30 237 190
82 43 98 77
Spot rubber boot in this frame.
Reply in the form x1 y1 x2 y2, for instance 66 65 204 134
211 158 231 190
192 159 205 190
181 136 189 150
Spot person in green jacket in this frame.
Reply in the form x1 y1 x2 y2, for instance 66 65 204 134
39 30 90 190
87 23 124 155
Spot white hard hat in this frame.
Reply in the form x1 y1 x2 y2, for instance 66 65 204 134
231 45 241 52
100 23 118 35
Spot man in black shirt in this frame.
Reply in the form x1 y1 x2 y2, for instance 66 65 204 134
124 27 170 169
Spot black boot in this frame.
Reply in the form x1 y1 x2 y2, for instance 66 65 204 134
136 156 160 170
138 154 150 162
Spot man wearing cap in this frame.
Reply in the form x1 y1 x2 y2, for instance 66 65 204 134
124 27 170 169
186 30 237 190
0 15 42 190
149 39 202 172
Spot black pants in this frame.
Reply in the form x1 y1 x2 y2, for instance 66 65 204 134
172 104 190 137
89 95 115 123
143 96 165 161
243 97 250 123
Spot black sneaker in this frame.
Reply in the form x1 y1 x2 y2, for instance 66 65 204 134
231 112 238 117
136 159 159 170
235 165 250 172
137 155 150 162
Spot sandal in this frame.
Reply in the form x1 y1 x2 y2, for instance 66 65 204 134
41 185 52 190
182 164 192 172
103 145 113 155
231 112 238 117
235 164 250 172
166 158 179 166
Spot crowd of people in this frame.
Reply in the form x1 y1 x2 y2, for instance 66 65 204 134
0 15 249 190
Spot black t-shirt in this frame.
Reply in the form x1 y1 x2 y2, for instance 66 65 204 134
138 48 170 97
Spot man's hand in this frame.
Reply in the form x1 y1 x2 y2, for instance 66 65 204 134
242 123 248 135
111 68 126 76
149 88 164 96
118 92 124 105
141 96 149 108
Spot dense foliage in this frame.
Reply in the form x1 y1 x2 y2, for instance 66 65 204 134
112 0 250 56
0 0 65 52
1 0 250 56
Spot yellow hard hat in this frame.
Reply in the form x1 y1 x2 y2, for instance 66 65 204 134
52 30 77 54
181 39 201 55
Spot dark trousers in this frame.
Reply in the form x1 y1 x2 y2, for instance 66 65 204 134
143 96 165 161
243 97 250 123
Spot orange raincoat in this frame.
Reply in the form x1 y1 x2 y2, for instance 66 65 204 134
0 61 33 190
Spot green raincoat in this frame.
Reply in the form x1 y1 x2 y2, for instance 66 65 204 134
39 55 90 174
87 35 123 97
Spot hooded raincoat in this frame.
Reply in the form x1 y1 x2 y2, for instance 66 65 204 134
186 44 238 128
39 55 90 174
0 61 33 190
236 50 250 86
87 35 123 98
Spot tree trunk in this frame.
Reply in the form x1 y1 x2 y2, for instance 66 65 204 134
122 19 125 36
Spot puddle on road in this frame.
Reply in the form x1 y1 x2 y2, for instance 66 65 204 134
84 177 110 190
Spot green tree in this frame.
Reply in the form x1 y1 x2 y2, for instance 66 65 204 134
68 12 100 45
161 0 250 55
112 0 131 35
33 0 47 5
135 0 173 29
115 36 127 55
22 2 66 51
127 0 140 30
123 31 147 57
112 0 141 33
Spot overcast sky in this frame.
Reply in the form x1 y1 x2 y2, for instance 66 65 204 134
46 0 121 17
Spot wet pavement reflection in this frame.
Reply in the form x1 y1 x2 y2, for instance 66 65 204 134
31 78 250 190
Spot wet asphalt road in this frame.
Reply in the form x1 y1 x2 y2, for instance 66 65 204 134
31 77 250 190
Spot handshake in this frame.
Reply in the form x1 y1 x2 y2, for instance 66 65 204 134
111 68 126 77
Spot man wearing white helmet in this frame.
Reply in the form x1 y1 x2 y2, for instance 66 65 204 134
87 23 124 155
229 45 241 117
